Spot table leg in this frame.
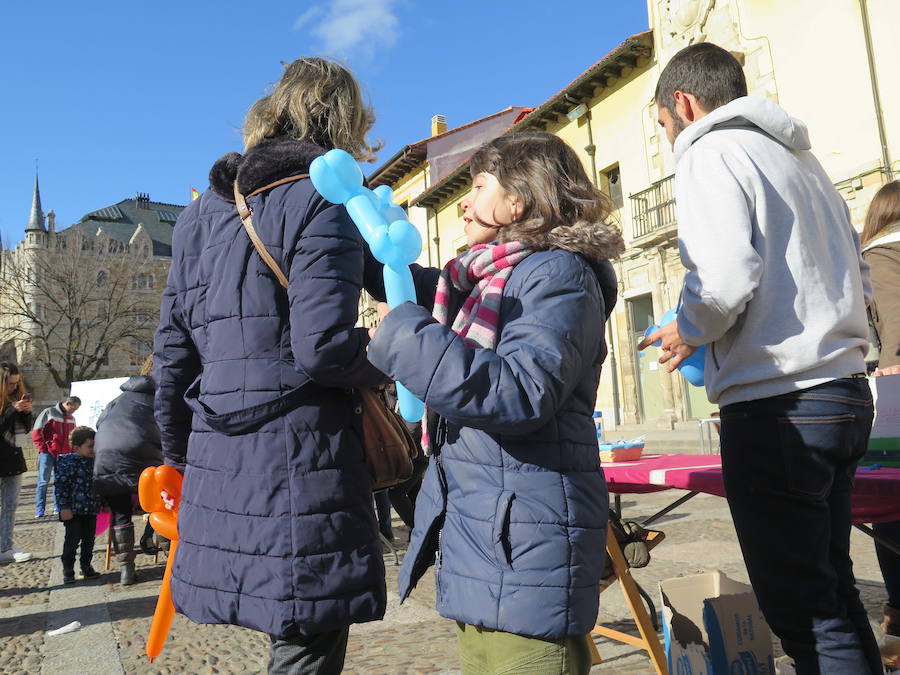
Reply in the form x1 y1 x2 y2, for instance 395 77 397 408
640 491 699 527
854 523 900 556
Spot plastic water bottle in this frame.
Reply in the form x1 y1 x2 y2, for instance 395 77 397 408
644 308 706 387
592 411 603 442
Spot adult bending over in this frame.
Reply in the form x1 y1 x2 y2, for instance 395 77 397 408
93 356 163 586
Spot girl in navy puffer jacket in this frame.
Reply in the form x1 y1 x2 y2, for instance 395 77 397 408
369 132 624 674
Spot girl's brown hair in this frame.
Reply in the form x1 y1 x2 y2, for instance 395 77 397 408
862 180 900 246
243 57 381 161
0 361 26 411
469 132 625 261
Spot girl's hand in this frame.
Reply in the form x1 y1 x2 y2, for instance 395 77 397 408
161 490 176 511
13 400 32 414
368 302 391 339
874 365 900 377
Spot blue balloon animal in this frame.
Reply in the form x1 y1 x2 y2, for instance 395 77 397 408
644 308 706 387
309 149 425 423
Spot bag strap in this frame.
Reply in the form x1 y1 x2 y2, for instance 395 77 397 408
233 174 308 289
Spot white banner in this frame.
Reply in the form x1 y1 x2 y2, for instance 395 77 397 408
69 377 129 429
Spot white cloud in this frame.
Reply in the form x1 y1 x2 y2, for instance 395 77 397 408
294 0 399 61
293 7 324 31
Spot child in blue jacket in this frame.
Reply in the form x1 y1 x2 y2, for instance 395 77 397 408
368 132 624 674
56 426 101 584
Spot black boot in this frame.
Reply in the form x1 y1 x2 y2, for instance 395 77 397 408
81 565 100 579
62 567 76 584
139 520 159 556
113 524 138 586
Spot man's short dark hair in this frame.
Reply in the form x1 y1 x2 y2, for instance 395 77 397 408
64 396 81 406
70 426 95 448
655 42 748 113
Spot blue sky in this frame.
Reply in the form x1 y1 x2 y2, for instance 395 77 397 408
0 2 648 246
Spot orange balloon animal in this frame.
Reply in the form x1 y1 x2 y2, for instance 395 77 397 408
138 465 183 663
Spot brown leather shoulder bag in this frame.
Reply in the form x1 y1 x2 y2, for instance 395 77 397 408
233 178 418 490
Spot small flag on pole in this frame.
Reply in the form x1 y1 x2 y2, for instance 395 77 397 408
190 187 200 201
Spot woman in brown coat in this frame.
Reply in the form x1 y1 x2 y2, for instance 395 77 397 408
862 180 900 370
862 180 900 637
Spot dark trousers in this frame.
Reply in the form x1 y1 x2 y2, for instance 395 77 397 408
61 514 97 573
388 455 428 529
374 490 393 539
874 519 900 609
105 493 134 529
267 627 349 675
105 492 156 544
720 378 882 675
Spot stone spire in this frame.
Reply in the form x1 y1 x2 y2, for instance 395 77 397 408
25 173 45 232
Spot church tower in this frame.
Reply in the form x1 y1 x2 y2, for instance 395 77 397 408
24 173 47 249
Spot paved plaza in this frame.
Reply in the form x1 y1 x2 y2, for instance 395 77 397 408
0 472 890 674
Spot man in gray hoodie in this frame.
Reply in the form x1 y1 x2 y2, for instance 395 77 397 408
640 43 879 674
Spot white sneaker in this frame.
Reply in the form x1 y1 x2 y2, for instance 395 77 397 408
0 548 32 563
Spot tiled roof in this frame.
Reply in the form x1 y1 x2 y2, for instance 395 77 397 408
367 106 533 189
411 31 654 209
59 195 187 257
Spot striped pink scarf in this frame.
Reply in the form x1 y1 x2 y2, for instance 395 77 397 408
433 241 534 348
422 241 533 453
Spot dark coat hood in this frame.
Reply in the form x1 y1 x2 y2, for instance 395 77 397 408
208 137 326 201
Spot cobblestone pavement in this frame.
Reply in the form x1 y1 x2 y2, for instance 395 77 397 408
0 473 890 674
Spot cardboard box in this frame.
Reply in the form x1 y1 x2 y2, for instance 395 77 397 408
660 571 775 674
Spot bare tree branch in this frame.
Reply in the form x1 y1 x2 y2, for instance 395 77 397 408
0 236 158 389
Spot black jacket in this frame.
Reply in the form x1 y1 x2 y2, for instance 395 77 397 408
93 376 162 496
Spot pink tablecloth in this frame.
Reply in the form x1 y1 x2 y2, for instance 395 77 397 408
602 453 900 524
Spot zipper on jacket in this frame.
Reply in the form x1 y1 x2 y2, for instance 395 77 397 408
435 417 449 454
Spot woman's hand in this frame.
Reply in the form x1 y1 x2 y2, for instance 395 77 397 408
161 490 176 511
13 399 32 414
367 302 392 340
874 365 900 377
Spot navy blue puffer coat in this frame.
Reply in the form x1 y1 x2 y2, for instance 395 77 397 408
368 249 616 639
153 137 423 639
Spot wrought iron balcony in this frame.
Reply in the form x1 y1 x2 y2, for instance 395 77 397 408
629 174 676 240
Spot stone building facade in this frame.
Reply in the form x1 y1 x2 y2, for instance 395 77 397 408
0 177 184 408
374 0 899 430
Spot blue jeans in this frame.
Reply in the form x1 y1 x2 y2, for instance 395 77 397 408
36 453 58 513
0 474 22 551
720 378 881 675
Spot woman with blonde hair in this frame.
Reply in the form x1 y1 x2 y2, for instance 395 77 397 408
0 361 34 563
154 58 433 673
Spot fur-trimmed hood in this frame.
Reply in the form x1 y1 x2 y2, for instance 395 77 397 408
208 136 327 200
504 219 625 266
540 220 625 265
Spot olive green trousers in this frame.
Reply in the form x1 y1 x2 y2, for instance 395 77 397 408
456 622 592 675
